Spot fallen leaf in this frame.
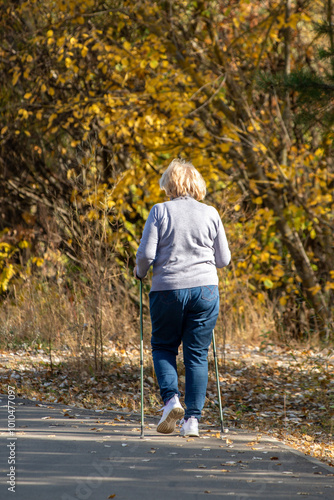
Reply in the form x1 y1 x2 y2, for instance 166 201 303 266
2 342 333 470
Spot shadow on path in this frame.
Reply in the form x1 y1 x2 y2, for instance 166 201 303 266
0 396 333 500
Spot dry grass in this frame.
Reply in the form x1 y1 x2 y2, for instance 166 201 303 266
217 277 277 347
0 205 140 373
0 264 326 370
0 271 277 365
0 203 331 376
0 275 139 366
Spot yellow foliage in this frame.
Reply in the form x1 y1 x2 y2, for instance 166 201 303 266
32 257 44 267
0 264 16 292
18 240 30 249
0 0 333 330
309 285 321 296
279 296 288 306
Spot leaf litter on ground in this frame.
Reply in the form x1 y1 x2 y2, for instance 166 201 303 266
0 341 333 467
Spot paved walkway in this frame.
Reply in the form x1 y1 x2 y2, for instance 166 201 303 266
1 396 333 500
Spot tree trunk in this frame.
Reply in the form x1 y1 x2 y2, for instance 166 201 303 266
282 0 292 165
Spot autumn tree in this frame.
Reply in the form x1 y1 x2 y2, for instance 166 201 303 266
262 0 334 131
0 0 333 340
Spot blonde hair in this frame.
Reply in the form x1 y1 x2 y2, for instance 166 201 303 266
159 158 206 201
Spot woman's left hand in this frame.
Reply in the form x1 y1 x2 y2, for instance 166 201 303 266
133 266 139 280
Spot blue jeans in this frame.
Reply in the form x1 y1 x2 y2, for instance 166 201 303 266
149 286 219 421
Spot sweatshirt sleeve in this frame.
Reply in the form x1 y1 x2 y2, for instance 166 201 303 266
136 206 159 278
213 215 231 268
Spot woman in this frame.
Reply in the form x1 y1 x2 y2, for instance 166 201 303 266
134 158 231 437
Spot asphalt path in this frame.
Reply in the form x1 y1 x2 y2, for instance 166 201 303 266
0 395 333 500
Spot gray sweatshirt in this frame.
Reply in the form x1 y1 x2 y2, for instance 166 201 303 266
136 196 231 291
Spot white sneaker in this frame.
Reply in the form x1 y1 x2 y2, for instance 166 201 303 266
180 416 199 437
157 395 184 434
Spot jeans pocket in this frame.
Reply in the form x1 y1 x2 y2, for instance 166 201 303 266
201 285 218 301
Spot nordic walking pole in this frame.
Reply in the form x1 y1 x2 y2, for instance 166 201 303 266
139 279 144 438
212 329 224 434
